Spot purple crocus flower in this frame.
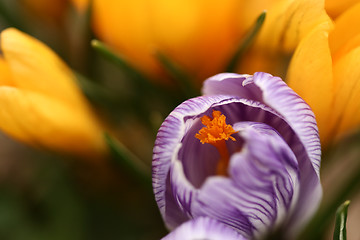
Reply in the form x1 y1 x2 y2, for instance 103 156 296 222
162 217 246 240
153 72 321 239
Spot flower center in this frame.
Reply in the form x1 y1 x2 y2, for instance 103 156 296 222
195 110 237 176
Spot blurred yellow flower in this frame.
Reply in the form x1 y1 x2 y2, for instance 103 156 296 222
288 2 360 145
91 0 277 86
91 0 332 86
0 28 106 157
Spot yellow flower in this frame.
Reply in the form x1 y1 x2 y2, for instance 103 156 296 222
91 0 277 86
237 0 332 78
90 0 332 86
287 2 360 145
0 28 106 157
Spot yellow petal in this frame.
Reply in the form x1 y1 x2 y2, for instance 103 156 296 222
0 58 14 87
0 28 86 109
257 0 332 53
236 0 280 32
0 86 105 157
325 0 360 19
0 86 33 143
287 22 334 144
149 0 244 82
329 2 360 57
0 28 106 157
92 0 163 80
330 46 360 140
332 34 360 63
92 0 252 84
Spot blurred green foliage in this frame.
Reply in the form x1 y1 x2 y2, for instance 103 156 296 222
0 141 166 240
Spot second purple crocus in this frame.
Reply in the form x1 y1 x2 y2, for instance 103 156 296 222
153 72 322 239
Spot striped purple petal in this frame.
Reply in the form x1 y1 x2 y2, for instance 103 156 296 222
202 72 322 233
187 122 300 239
162 217 247 240
203 72 321 174
153 95 233 229
153 72 322 239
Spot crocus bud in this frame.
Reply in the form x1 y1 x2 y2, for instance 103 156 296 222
0 28 106 157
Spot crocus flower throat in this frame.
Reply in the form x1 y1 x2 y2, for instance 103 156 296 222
195 110 237 176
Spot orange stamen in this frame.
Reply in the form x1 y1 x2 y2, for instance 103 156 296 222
195 110 237 175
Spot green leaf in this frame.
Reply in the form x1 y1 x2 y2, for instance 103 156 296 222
333 200 350 240
104 133 152 187
155 52 199 98
74 72 120 106
91 39 152 91
74 71 155 132
225 11 266 72
90 40 178 130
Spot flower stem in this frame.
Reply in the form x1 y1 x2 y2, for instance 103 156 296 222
155 52 199 98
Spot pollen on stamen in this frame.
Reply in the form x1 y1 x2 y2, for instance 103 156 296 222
195 110 237 145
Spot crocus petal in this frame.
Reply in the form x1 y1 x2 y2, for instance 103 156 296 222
189 122 299 239
252 73 320 174
256 0 332 53
0 87 105 156
0 58 14 86
203 72 321 174
330 46 360 140
154 94 288 228
202 73 262 102
153 95 237 228
329 2 360 58
162 217 246 240
287 23 334 144
1 28 87 108
203 73 322 235
148 0 243 81
325 0 360 18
